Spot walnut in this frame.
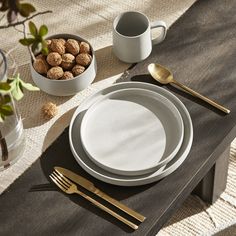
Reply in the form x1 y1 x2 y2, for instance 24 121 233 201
42 102 58 119
35 53 46 60
72 65 85 76
80 42 90 54
61 71 74 80
47 66 64 80
33 58 50 74
76 53 92 67
58 38 66 45
46 52 62 66
61 53 75 70
65 39 80 55
50 39 65 55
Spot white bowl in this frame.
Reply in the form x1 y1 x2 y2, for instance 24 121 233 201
30 34 97 96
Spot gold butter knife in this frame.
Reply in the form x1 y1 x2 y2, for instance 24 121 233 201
54 167 146 222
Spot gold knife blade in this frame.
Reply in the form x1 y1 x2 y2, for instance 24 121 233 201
54 166 146 222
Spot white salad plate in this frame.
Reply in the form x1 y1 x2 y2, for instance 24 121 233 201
69 82 193 186
80 87 184 176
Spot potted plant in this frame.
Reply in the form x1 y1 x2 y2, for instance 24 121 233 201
0 0 51 169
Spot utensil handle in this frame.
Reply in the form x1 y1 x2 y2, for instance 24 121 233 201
75 189 138 230
172 80 230 114
97 190 146 222
151 20 167 45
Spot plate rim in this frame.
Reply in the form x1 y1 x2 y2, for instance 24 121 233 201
69 81 193 186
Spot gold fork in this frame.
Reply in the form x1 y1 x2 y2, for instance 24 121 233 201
49 171 138 230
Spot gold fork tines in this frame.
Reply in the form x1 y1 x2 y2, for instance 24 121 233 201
49 171 138 230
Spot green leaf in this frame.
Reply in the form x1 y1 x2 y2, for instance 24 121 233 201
7 75 23 101
19 38 35 46
28 21 37 37
19 3 36 17
41 39 47 46
8 74 39 101
41 47 49 55
0 105 14 116
2 95 11 104
40 39 49 55
11 85 24 101
19 80 40 92
41 43 48 55
0 82 11 91
39 25 48 37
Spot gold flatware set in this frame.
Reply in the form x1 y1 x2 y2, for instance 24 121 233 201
50 167 145 230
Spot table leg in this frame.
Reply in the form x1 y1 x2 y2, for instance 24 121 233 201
193 146 230 204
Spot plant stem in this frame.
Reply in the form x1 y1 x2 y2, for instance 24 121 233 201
22 22 36 61
0 11 52 29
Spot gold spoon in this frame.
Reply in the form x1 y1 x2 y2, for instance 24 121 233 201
148 63 230 114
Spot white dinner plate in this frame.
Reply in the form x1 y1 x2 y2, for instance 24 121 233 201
69 82 193 186
80 88 184 176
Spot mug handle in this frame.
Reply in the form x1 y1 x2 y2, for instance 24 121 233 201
151 20 167 45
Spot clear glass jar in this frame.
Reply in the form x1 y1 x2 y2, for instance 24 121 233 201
0 50 25 170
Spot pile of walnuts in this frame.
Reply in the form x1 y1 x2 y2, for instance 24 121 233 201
33 38 92 80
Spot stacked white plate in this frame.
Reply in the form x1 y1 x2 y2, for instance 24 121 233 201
69 82 193 186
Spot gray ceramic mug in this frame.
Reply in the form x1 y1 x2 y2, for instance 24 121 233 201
113 11 167 63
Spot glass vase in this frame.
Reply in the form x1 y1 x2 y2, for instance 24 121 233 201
0 50 25 170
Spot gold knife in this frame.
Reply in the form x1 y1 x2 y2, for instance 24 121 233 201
54 167 146 222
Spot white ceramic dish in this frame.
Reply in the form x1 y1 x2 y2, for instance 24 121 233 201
69 82 193 186
30 34 97 96
80 87 184 176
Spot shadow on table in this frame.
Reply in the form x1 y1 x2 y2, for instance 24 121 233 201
39 124 155 232
42 107 77 152
128 74 227 116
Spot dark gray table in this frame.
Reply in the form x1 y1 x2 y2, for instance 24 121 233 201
0 0 236 235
